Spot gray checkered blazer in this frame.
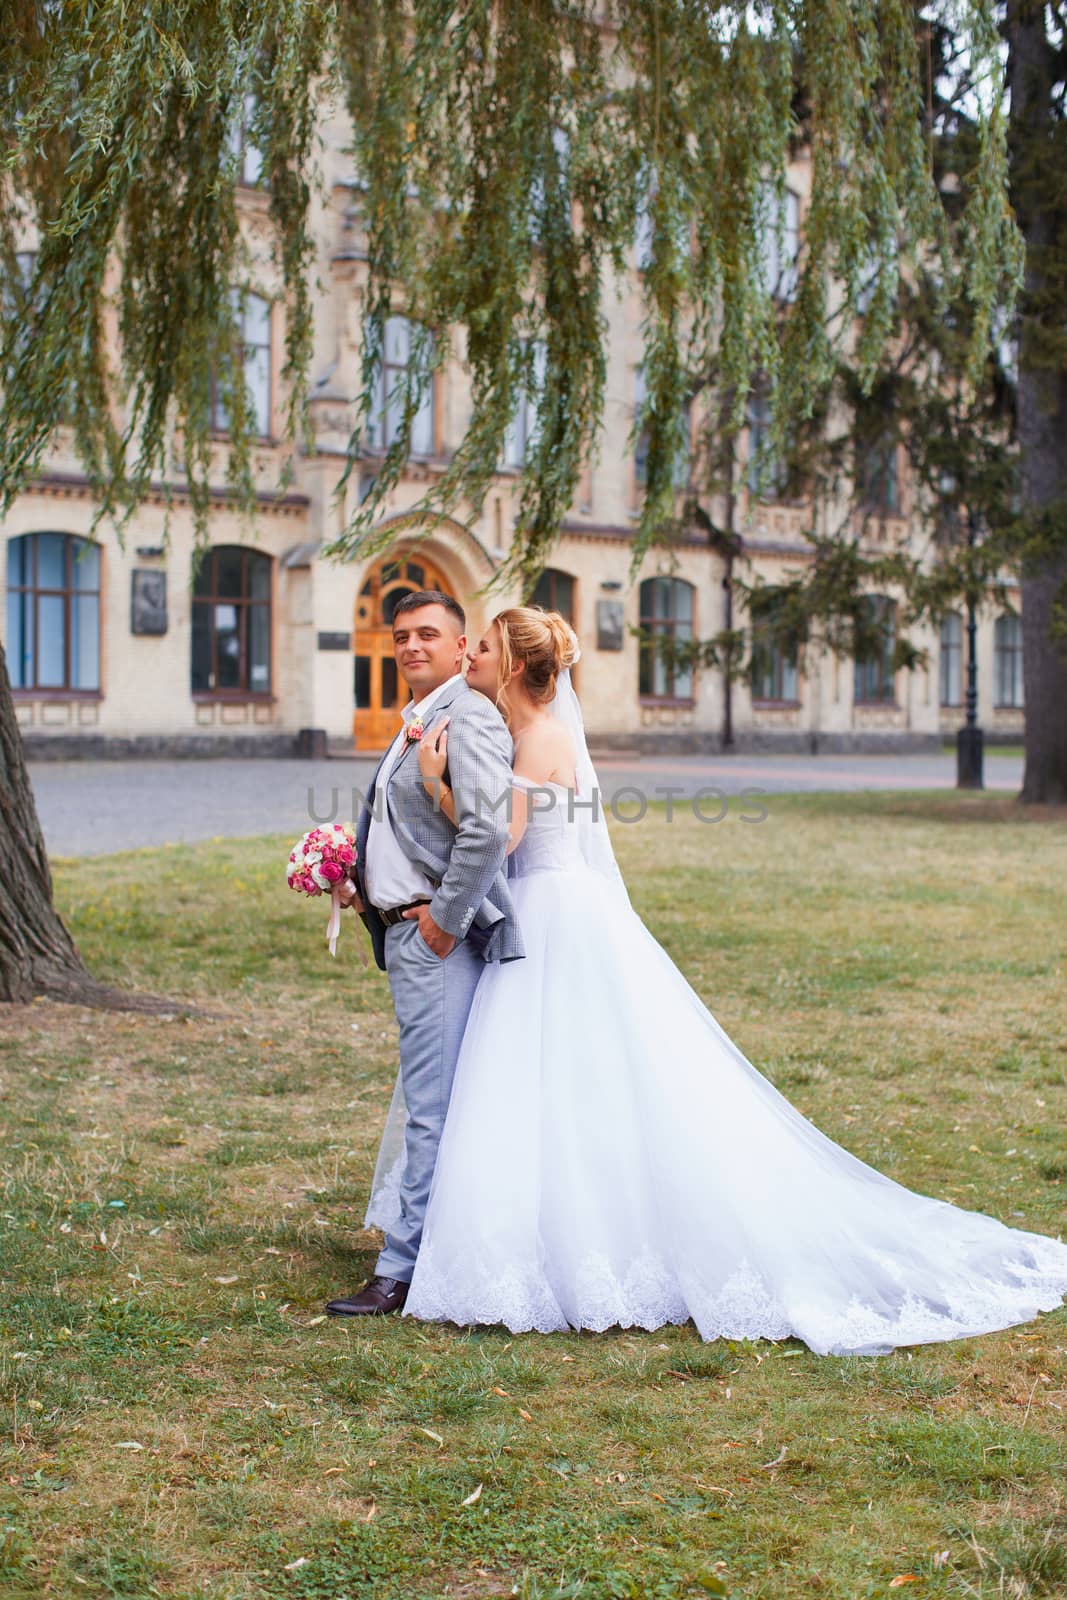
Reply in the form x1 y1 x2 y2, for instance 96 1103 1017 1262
355 678 524 972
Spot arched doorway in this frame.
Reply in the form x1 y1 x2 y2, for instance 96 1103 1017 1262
353 554 456 748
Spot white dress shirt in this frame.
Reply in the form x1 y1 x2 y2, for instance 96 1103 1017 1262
364 673 466 912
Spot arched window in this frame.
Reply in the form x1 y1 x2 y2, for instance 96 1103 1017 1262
191 546 272 696
353 554 455 749
366 315 435 457
853 595 897 705
5 533 100 691
530 568 575 623
939 613 963 707
638 577 695 701
994 613 1024 708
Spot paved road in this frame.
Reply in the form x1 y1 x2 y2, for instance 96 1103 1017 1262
29 749 1024 858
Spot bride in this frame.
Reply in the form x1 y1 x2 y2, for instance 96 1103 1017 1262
364 605 1067 1355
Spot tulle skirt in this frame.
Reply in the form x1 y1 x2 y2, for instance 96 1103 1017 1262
388 864 1067 1355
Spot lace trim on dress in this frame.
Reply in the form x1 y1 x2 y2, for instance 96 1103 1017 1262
405 1242 1067 1354
364 1152 405 1232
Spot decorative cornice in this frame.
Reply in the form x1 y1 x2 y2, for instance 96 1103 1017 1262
559 519 705 548
23 470 310 517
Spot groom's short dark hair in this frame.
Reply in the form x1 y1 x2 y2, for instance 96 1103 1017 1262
392 589 466 631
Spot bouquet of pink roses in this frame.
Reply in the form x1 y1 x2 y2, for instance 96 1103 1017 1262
286 823 359 957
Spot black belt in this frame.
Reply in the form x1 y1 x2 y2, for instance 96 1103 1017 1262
378 898 432 927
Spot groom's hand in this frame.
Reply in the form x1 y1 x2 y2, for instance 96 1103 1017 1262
338 878 364 914
403 902 456 959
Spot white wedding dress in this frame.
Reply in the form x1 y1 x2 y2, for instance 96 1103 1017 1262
366 687 1067 1356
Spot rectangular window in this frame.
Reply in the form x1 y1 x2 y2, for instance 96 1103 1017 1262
634 166 691 271
633 369 690 492
994 614 1024 708
751 614 799 702
746 384 785 498
354 655 372 707
211 291 272 438
71 594 100 691
757 184 800 302
248 605 271 692
853 596 897 704
227 93 265 186
367 315 435 456
939 613 962 707
860 440 900 514
36 594 66 687
6 589 33 688
638 577 695 700
503 340 546 467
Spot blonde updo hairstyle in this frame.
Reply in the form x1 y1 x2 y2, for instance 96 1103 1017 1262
490 606 580 725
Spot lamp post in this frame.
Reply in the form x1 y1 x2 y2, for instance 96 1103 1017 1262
956 508 984 789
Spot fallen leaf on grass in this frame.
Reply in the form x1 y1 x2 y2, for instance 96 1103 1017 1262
492 1386 511 1398
284 1557 310 1572
213 1275 239 1286
114 1442 144 1451
461 1483 483 1507
306 1315 326 1327
757 1446 787 1470
518 1408 533 1422
888 1579 920 1589
693 1573 728 1596
418 1428 444 1447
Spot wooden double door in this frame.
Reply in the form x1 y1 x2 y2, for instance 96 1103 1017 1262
352 555 455 750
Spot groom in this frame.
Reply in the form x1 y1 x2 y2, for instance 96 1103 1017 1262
326 589 522 1317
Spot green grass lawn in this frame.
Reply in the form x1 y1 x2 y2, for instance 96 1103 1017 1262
2 791 1066 1600
940 739 1024 759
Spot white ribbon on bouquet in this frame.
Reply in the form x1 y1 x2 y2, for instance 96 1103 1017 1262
326 879 368 964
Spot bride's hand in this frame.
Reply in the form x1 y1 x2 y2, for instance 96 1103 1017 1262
418 716 450 785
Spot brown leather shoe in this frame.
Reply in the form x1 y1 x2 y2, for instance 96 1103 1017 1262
325 1276 410 1317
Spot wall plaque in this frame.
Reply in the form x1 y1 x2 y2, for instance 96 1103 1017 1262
596 598 625 652
131 569 168 635
317 631 352 651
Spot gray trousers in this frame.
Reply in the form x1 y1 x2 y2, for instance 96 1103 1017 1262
375 920 484 1282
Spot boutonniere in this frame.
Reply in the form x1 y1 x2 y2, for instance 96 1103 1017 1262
405 718 425 743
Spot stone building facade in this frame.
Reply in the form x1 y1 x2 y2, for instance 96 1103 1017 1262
2 109 1025 759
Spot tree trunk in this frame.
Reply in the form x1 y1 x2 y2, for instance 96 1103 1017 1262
0 639 89 1001
1008 2 1067 804
1019 556 1067 805
0 641 199 1011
